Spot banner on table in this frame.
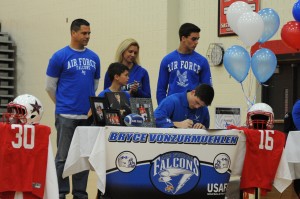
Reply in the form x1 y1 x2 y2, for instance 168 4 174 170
103 126 241 199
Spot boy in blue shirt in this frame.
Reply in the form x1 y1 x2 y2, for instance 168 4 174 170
154 84 214 129
98 62 131 117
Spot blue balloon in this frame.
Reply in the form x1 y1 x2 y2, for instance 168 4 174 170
251 48 277 84
223 45 251 83
293 0 300 22
258 8 280 43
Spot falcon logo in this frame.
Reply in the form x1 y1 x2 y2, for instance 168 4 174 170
213 153 231 174
115 151 137 173
150 151 200 195
194 114 200 121
176 71 189 87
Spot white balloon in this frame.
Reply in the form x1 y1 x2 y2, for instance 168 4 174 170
227 1 253 34
237 12 264 46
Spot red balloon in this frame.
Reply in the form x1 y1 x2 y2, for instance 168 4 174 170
281 21 300 51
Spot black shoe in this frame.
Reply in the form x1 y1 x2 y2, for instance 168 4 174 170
59 196 65 199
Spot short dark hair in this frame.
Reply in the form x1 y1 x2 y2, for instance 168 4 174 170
179 23 201 40
194 84 214 106
70 18 90 32
107 62 129 82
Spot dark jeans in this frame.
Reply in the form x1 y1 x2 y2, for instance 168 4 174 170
294 179 300 196
97 190 111 199
55 114 90 199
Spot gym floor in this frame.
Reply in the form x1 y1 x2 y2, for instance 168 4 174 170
262 184 298 199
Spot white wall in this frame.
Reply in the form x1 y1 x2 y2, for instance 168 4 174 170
0 0 296 143
178 0 296 127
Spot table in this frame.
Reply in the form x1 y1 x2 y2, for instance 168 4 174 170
63 126 293 198
284 131 300 179
63 126 106 193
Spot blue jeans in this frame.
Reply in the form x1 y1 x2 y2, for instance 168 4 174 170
55 114 89 199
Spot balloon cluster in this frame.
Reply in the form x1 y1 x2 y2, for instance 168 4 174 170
281 0 300 51
225 1 279 84
224 45 277 84
227 1 280 46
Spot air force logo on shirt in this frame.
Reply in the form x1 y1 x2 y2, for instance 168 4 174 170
67 58 97 73
150 151 201 195
176 71 189 87
194 115 200 122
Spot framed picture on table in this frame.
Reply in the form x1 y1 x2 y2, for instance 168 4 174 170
103 109 122 126
105 92 130 110
130 98 156 127
105 92 131 117
89 97 109 126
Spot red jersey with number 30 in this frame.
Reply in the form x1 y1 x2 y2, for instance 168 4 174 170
229 126 286 196
0 123 50 199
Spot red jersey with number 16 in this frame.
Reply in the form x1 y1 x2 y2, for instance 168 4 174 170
229 126 286 196
0 123 51 199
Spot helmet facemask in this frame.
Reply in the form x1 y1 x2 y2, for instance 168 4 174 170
2 103 27 124
1 94 43 125
247 113 273 130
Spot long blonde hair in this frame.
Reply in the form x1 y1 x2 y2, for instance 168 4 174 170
115 38 140 65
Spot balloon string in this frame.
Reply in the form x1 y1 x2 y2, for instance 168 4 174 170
248 69 253 99
248 69 255 108
241 82 256 110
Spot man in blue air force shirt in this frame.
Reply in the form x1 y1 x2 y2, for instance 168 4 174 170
156 23 212 105
45 18 100 199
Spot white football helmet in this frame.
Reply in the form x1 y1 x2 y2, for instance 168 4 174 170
246 103 274 130
2 94 43 124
